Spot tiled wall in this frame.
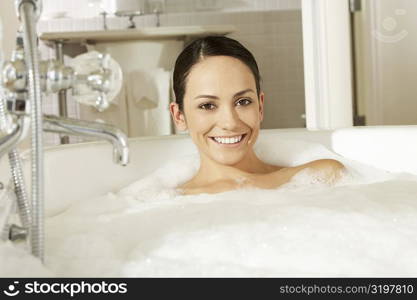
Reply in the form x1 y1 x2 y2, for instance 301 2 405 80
38 1 305 146
41 0 301 18
163 0 301 13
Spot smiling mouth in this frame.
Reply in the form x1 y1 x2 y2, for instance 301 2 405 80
209 134 247 145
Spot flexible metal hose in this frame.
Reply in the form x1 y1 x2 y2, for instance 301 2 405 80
8 150 31 228
0 35 31 230
0 14 31 236
20 1 44 262
0 99 31 229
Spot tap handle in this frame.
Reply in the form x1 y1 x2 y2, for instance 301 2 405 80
95 93 110 112
70 51 123 112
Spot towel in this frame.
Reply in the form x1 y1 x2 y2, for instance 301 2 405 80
127 68 172 137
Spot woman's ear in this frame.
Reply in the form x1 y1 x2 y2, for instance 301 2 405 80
169 102 188 131
258 92 265 122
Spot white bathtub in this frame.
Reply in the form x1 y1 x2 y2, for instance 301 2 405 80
36 126 417 216
1 126 417 277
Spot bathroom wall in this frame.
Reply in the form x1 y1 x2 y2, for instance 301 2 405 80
4 0 304 146
0 1 19 60
38 0 304 145
164 0 301 13
160 10 305 130
40 0 301 17
354 0 417 125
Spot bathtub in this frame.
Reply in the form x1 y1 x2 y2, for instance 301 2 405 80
1 126 417 277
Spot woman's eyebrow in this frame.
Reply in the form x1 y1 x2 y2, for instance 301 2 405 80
233 88 255 97
194 94 219 100
193 89 255 100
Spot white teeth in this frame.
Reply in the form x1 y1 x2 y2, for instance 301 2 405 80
213 135 243 144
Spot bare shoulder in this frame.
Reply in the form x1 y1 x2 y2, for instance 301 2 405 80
278 159 344 176
296 159 345 184
303 159 345 171
247 159 345 189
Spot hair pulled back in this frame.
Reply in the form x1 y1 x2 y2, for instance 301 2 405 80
173 36 261 111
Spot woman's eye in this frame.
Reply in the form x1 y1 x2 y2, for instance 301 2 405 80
198 103 216 110
236 98 252 106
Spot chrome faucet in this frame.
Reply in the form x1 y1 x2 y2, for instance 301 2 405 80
0 0 128 262
43 114 129 166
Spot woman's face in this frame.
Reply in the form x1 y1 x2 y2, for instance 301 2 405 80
171 55 264 166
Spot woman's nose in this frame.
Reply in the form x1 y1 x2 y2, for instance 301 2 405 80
217 106 240 130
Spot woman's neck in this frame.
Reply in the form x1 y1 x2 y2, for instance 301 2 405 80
190 150 280 187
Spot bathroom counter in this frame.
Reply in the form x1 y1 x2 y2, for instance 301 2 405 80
39 25 236 44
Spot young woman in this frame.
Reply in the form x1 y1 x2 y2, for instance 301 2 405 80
169 36 344 195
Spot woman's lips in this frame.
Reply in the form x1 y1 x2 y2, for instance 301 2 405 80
209 134 247 147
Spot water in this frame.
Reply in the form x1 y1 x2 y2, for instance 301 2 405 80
1 138 417 277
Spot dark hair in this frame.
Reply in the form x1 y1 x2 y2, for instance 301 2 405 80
173 35 261 111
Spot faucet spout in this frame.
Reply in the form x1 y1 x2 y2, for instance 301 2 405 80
43 114 129 166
